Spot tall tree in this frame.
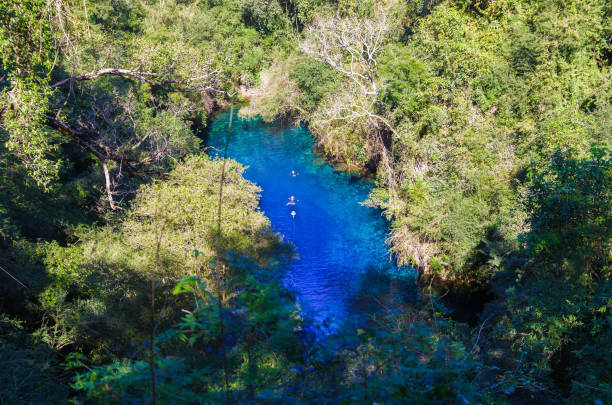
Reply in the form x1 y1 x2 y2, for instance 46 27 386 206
1 0 223 208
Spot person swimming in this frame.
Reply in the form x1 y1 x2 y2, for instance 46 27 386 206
286 196 296 205
291 170 297 177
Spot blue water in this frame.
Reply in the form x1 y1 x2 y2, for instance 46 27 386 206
207 109 414 327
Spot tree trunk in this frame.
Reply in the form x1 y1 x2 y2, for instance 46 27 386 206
101 160 117 210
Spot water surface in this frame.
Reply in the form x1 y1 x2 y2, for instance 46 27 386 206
208 109 414 327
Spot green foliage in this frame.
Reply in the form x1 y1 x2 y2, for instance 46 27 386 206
0 0 53 79
523 146 610 267
494 146 611 402
1 0 297 197
72 274 511 404
336 0 376 17
0 0 60 187
240 0 286 34
124 154 280 278
292 58 340 111
90 0 145 34
328 318 496 403
0 132 91 241
1 80 60 189
71 248 302 402
0 316 70 404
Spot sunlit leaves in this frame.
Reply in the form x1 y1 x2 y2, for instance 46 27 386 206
1 78 60 189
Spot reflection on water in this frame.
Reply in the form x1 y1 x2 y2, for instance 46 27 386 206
207 110 416 327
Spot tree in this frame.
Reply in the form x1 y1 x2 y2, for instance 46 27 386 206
0 0 58 188
298 4 403 193
497 146 611 403
1 0 224 208
299 8 390 96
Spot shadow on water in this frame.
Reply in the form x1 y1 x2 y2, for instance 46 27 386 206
349 265 419 318
207 108 417 331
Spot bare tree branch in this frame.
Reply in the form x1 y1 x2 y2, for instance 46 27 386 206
50 67 222 93
45 115 147 176
101 159 121 211
50 68 159 88
299 9 390 97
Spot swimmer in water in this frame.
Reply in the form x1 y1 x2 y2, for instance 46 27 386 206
286 196 296 205
291 170 297 177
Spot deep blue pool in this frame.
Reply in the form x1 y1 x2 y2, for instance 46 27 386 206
207 109 414 327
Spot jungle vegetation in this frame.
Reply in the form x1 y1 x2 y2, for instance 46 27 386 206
0 0 610 403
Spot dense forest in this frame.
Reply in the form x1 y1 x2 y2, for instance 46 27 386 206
0 0 610 403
